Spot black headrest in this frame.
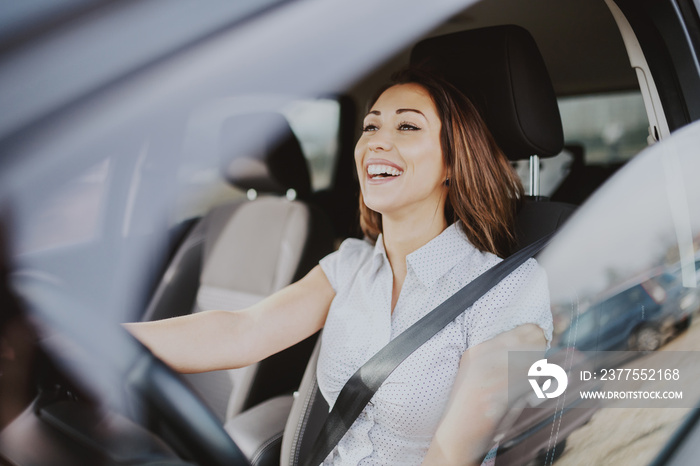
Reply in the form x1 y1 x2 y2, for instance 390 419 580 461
411 25 564 160
220 112 311 199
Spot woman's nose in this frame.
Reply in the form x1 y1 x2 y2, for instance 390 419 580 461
368 131 392 152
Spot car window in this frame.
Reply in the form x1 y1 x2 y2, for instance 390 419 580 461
559 308 596 347
528 120 700 465
282 98 341 191
4 1 700 464
559 91 650 164
16 158 110 254
174 96 342 221
0 0 294 140
598 285 649 327
514 91 650 201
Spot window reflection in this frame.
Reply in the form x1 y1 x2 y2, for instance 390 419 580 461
281 99 340 191
499 122 700 465
18 159 110 254
177 95 341 221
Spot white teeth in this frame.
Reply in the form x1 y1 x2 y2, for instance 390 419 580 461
367 164 403 177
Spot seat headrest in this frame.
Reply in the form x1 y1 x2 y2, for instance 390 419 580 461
221 112 311 199
411 25 564 160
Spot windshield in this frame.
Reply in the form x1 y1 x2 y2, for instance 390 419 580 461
2 1 700 465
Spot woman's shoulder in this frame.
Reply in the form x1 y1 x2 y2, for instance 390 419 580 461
319 237 375 292
477 255 547 302
336 236 374 254
332 237 376 266
469 239 544 278
465 254 552 349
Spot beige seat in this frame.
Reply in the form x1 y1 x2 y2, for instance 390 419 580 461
142 112 334 424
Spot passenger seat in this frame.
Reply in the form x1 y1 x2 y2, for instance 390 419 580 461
142 112 335 424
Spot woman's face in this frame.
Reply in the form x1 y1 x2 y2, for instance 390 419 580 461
355 83 448 222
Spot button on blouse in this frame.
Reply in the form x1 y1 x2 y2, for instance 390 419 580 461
317 222 552 465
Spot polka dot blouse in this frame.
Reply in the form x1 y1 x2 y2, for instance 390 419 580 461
317 222 552 466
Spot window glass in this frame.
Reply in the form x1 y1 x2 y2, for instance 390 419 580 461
513 121 700 464
558 91 649 164
559 308 597 347
17 158 110 253
177 96 341 221
514 92 650 200
281 99 341 191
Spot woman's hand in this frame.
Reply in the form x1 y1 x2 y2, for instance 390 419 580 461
124 265 335 373
423 323 546 466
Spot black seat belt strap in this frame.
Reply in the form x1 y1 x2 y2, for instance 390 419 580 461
302 232 554 466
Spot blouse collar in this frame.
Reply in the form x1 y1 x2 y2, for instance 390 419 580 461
371 222 476 287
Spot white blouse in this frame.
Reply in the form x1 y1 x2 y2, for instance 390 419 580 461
317 222 552 466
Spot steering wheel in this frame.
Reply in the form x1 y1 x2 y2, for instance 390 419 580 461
12 272 249 466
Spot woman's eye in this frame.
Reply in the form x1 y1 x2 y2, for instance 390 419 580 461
362 124 378 132
398 122 420 131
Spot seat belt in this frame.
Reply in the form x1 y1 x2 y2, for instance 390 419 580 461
302 232 554 466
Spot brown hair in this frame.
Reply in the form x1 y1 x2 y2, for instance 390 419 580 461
358 69 524 257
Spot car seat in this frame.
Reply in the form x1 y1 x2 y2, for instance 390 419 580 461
268 25 575 466
142 112 335 424
410 25 576 248
551 143 625 205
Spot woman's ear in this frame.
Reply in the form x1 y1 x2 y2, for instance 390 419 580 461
443 167 452 186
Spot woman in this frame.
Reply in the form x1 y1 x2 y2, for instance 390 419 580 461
127 70 552 466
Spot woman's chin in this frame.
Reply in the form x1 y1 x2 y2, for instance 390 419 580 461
361 198 394 216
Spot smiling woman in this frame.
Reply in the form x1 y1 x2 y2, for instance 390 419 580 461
3 0 700 464
357 81 448 279
125 68 551 466
357 70 524 260
314 69 549 465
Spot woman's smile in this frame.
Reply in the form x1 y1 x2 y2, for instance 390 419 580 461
365 158 405 183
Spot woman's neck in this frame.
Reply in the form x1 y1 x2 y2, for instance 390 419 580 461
382 212 448 313
382 215 447 274
382 214 448 268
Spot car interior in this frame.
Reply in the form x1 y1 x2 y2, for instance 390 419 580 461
1 0 700 465
142 111 334 424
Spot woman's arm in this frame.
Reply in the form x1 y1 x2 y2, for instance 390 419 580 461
124 265 335 373
423 324 546 466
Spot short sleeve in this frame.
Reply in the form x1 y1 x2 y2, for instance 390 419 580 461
319 238 371 293
466 258 553 349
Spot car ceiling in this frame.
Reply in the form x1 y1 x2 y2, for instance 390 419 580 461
1 0 636 147
454 0 637 95
350 0 637 101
